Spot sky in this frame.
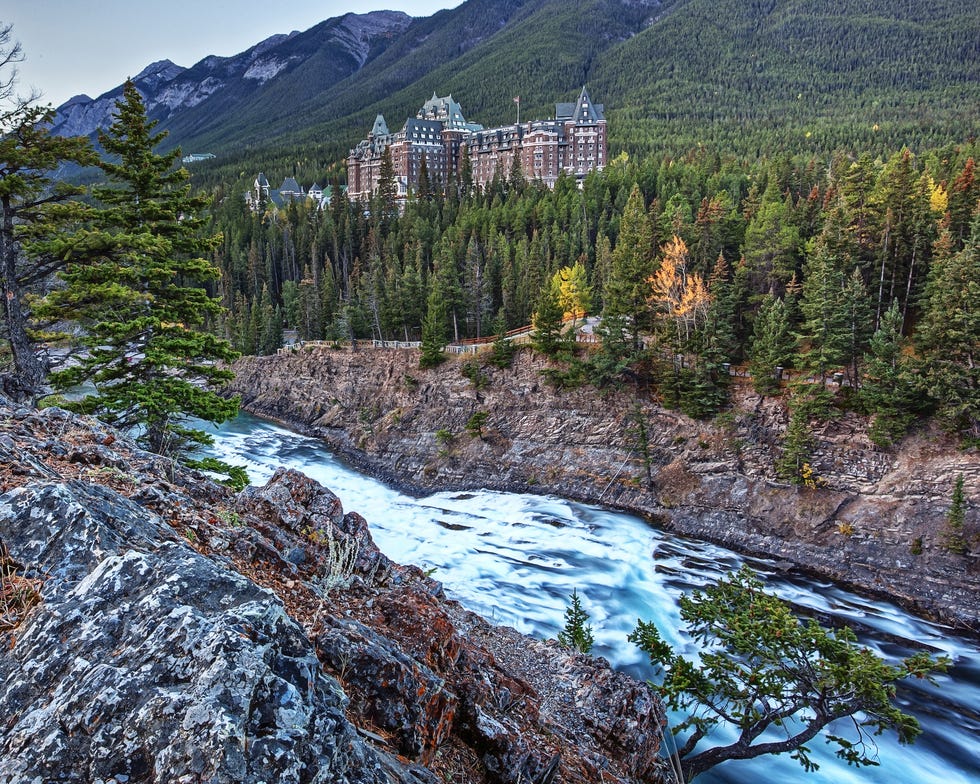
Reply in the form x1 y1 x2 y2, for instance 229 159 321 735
3 1 464 108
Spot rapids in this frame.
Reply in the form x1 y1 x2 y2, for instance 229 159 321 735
205 413 980 784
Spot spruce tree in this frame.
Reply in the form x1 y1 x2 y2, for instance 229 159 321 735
777 403 815 485
741 179 801 297
748 295 794 395
531 279 567 358
861 301 917 446
42 81 239 457
941 475 968 555
797 246 850 382
419 282 448 368
602 184 654 354
558 589 594 654
915 217 980 442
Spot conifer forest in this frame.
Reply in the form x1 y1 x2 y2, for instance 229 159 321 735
211 139 980 460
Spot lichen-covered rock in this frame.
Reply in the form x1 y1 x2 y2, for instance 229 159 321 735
0 481 418 784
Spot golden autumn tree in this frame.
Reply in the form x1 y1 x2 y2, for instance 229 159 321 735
648 235 712 346
553 260 592 328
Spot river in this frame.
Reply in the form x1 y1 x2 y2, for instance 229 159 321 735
203 412 980 784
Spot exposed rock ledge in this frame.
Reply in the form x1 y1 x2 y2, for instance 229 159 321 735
0 399 666 783
228 347 979 632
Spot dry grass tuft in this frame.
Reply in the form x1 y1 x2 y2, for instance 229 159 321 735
0 542 41 632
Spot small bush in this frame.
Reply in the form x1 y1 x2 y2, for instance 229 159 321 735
461 360 489 389
465 411 489 439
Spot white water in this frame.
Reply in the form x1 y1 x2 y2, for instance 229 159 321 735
204 413 980 784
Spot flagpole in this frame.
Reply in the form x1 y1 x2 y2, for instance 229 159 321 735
515 95 520 126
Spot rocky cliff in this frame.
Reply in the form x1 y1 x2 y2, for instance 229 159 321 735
228 346 980 631
0 398 666 783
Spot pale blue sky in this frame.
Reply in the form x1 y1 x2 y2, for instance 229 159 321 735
3 1 463 108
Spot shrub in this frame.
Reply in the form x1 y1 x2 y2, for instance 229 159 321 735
465 411 489 439
461 360 488 389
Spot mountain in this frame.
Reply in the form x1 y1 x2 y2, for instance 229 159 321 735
52 59 187 137
48 11 412 143
51 0 980 169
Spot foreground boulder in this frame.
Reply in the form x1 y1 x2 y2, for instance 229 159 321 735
0 399 667 783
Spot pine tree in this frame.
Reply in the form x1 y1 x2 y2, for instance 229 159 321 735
631 566 948 783
861 301 917 447
531 279 568 358
557 589 594 654
941 475 968 555
419 282 448 368
42 81 239 457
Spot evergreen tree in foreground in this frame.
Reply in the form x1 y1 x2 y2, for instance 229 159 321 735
631 566 948 782
43 81 239 457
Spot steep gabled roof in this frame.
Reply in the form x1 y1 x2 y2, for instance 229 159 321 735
371 114 389 137
556 86 604 123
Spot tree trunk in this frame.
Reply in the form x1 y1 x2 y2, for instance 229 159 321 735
1 210 47 401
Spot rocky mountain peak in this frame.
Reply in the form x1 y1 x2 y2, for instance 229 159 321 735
47 10 412 142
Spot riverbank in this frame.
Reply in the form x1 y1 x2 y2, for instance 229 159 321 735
229 345 980 631
0 396 667 783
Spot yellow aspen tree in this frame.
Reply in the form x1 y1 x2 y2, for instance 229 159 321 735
648 235 711 345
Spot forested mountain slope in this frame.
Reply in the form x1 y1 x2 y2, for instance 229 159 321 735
52 0 979 177
594 0 980 156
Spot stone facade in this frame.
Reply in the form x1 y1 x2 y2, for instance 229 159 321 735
347 87 607 202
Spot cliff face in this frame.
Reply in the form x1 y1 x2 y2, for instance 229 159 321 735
229 346 980 630
0 399 666 783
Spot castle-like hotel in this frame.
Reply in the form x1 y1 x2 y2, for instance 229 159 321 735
347 87 606 201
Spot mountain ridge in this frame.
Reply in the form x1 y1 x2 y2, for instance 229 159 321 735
47 0 980 167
